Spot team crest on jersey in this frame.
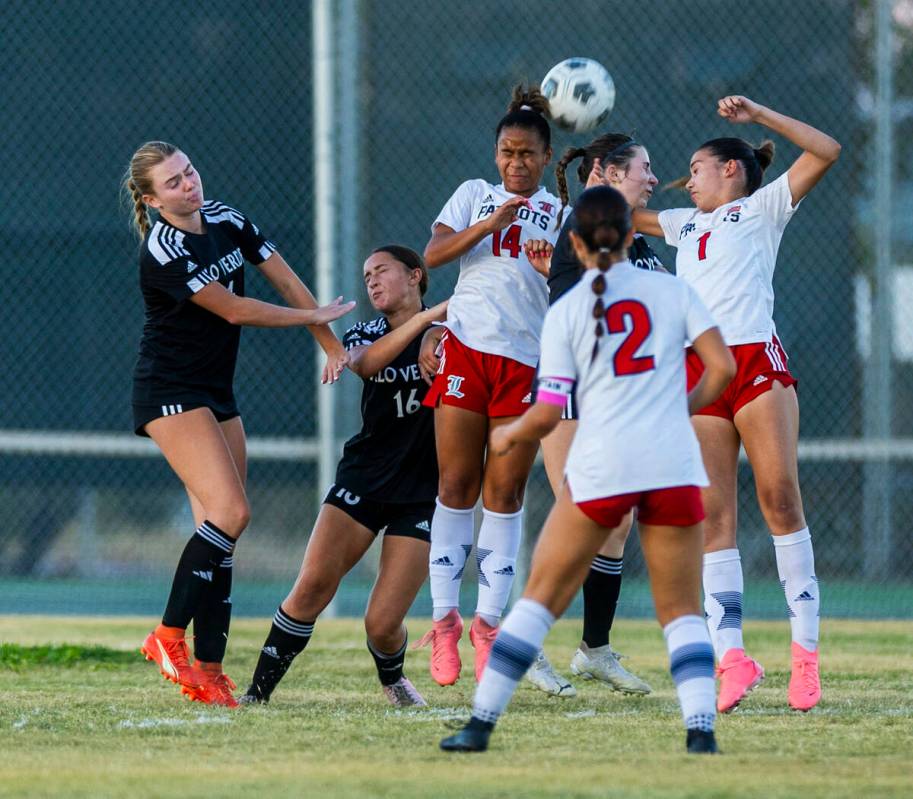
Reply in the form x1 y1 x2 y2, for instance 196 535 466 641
445 375 466 398
538 201 554 214
723 205 742 222
679 222 697 239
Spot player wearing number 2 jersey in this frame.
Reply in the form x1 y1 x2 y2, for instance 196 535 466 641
124 141 353 707
440 186 735 755
417 86 564 687
635 95 841 713
242 246 447 708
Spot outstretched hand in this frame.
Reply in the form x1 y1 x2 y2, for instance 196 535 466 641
717 95 763 125
489 425 515 457
311 296 356 325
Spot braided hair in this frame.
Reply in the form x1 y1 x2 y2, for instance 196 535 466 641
555 133 640 228
572 186 631 363
121 141 179 240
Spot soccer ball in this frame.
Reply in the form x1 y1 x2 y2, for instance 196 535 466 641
540 58 616 134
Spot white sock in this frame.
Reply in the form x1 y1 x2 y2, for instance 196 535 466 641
664 614 716 732
773 527 819 651
475 507 523 625
472 598 554 723
428 500 474 622
703 548 744 659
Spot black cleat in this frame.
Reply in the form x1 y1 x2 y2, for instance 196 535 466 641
686 729 719 754
238 689 268 706
440 719 493 752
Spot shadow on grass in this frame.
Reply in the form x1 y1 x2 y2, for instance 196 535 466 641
0 643 137 670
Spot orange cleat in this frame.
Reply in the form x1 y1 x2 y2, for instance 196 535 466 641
141 627 203 693
183 664 239 708
469 615 499 682
414 609 463 686
788 642 821 712
716 647 764 713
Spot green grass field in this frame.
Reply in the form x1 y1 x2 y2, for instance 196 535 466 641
1 616 911 798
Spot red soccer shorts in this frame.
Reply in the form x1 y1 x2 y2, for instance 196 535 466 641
575 485 705 529
422 330 536 418
686 335 797 420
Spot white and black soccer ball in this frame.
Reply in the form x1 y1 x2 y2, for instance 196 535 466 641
540 58 616 134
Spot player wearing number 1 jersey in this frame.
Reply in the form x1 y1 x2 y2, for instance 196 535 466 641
417 86 564 687
635 95 841 713
242 246 446 708
440 186 735 755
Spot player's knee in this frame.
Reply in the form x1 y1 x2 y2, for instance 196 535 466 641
482 483 524 513
757 481 804 531
437 471 481 509
364 614 402 647
211 497 251 537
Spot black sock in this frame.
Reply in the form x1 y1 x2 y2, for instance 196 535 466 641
367 636 407 687
246 607 314 702
582 555 623 649
193 553 234 663
162 521 236 630
467 716 495 732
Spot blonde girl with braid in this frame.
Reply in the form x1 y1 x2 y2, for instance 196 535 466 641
123 141 354 706
441 185 735 756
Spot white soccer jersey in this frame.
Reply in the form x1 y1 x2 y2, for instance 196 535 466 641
657 172 800 346
538 263 715 501
434 179 563 367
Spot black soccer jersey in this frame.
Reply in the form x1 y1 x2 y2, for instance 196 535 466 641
334 316 438 504
547 209 664 305
132 201 276 405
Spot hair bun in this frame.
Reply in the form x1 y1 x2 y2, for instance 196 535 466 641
753 139 776 170
507 84 551 117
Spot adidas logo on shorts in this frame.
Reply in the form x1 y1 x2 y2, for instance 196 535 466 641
415 520 431 532
494 565 515 576
521 393 532 403
431 555 454 566
753 375 768 386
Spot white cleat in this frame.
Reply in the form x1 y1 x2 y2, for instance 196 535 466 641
382 676 428 708
569 644 652 695
525 651 577 697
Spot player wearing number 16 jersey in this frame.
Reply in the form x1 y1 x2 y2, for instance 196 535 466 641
417 86 564 687
635 95 841 713
242 246 446 708
440 186 736 755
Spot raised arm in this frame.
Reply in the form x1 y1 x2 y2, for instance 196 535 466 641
257 252 351 383
190 283 353 328
632 208 664 238
424 197 530 267
347 301 449 379
717 95 841 205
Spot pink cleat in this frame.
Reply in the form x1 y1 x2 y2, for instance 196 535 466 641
716 647 764 713
788 642 821 712
414 609 463 686
469 615 499 682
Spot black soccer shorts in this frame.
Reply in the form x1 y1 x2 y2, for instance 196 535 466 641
323 484 433 542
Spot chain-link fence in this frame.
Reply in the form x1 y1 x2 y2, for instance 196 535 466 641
1 1 911 619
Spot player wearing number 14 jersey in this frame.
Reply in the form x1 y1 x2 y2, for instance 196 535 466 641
242 246 446 708
417 86 564 688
